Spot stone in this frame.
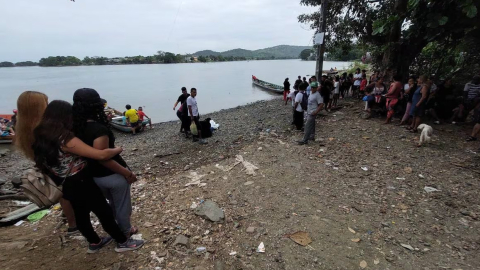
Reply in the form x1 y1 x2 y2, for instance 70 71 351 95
11 176 22 188
0 149 10 157
184 165 191 171
246 227 255 233
194 200 224 222
157 251 167 257
244 181 254 186
112 262 123 270
173 235 189 247
0 241 27 249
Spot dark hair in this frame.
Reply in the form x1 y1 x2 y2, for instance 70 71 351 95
311 76 316 79
393 74 402 82
72 88 110 139
299 82 309 91
191 88 197 92
101 98 107 104
32 100 75 170
181 87 187 91
362 74 367 78
138 106 143 110
303 77 306 80
126 104 131 110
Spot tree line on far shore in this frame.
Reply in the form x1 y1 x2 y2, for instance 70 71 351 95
0 51 291 68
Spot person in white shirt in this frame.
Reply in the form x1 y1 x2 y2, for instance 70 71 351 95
333 76 340 108
293 82 307 130
298 81 324 145
353 68 362 97
187 88 207 144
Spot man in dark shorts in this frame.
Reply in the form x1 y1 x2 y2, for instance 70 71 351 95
187 88 207 144
173 87 190 134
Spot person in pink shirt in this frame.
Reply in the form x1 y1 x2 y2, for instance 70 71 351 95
384 75 403 124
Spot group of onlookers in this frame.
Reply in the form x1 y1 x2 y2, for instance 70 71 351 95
283 69 480 149
14 90 145 254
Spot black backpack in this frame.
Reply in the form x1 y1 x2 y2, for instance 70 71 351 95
301 92 308 110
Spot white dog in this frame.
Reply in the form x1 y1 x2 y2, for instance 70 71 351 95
417 124 433 146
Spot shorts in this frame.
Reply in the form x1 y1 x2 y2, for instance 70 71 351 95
130 121 139 128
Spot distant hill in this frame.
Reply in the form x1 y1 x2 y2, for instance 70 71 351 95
193 45 311 59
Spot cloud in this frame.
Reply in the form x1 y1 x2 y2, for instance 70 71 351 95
0 0 316 62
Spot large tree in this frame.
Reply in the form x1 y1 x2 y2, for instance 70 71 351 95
299 0 479 78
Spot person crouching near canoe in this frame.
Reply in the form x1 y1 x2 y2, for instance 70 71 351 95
124 104 140 135
32 100 144 253
137 107 152 130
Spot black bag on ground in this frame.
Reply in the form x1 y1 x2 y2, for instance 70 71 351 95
199 118 212 138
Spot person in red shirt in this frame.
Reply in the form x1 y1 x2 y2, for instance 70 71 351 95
384 74 403 124
137 107 152 130
359 74 368 99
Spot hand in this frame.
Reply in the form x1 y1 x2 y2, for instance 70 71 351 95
125 172 137 184
173 107 175 110
113 147 123 155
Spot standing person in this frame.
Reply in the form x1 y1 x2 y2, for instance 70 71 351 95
124 105 139 135
73 88 139 238
353 68 362 98
399 76 416 126
293 83 307 130
408 76 430 132
298 82 324 145
173 87 190 134
32 100 143 253
332 76 340 108
15 91 77 234
137 107 152 130
294 76 302 91
466 106 480 142
384 75 403 124
302 77 307 84
320 75 333 111
283 78 290 105
187 88 207 144
11 109 17 129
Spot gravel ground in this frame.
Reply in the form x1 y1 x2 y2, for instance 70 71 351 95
1 97 480 270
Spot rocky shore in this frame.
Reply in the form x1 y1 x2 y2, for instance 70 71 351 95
1 97 480 270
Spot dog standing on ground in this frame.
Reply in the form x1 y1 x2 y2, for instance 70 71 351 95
417 124 433 146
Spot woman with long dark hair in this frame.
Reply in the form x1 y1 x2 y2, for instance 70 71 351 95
408 75 431 132
72 88 138 238
32 100 144 253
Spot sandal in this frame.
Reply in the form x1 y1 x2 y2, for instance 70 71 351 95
466 136 477 142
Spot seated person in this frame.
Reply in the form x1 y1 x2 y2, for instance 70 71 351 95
102 98 122 121
0 118 15 136
365 77 387 112
451 75 480 123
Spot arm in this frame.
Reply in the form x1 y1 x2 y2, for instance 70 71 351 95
93 135 136 183
312 103 324 116
62 137 122 161
173 101 179 110
463 84 470 100
188 105 194 120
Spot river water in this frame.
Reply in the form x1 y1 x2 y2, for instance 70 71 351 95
0 60 350 122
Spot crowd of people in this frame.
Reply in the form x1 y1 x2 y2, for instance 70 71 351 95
283 69 480 148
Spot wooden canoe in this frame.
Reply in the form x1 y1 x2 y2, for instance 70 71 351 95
252 77 284 94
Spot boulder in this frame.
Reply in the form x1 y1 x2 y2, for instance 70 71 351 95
194 200 224 222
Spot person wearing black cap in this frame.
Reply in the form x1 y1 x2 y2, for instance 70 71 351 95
173 87 190 135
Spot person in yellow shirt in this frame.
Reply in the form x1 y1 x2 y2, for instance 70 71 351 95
124 104 139 134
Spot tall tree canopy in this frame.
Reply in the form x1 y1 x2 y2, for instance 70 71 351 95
299 0 479 78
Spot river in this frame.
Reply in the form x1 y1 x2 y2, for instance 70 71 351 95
0 60 350 122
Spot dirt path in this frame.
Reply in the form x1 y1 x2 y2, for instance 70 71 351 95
1 98 479 270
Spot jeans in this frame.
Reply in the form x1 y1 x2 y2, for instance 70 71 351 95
66 178 127 244
302 115 316 142
94 173 132 236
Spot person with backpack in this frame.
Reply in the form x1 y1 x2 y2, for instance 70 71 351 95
298 82 324 145
293 82 308 130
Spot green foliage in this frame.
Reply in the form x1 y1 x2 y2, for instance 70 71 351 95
0 61 15 67
15 61 38 67
346 61 370 75
298 0 479 79
299 49 313 60
39 56 82 66
325 44 364 61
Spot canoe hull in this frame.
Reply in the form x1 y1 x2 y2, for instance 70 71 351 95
110 119 149 133
252 79 283 94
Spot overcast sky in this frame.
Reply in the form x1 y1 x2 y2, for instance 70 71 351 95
0 0 317 62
